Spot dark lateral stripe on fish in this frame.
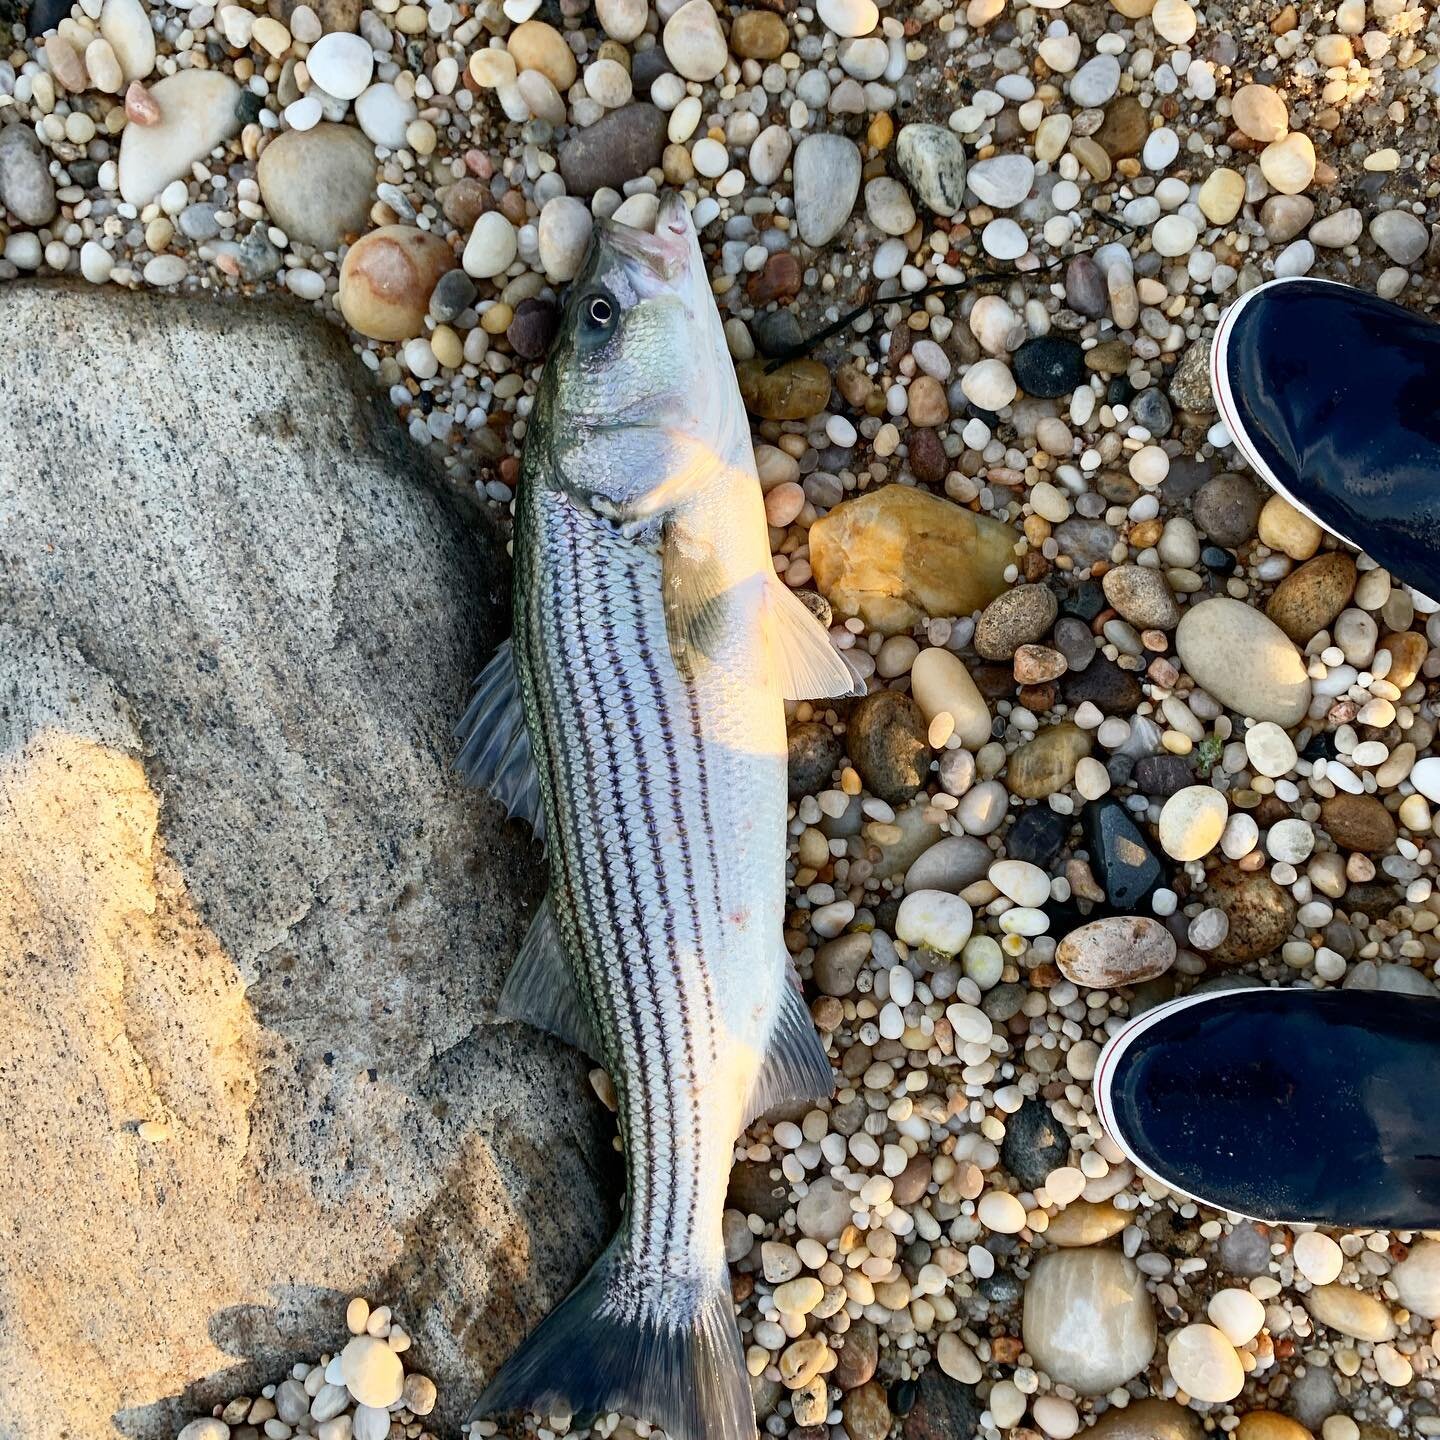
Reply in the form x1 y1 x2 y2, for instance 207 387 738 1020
627 561 705 1249
604 572 689 1264
566 530 663 1236
680 678 723 1070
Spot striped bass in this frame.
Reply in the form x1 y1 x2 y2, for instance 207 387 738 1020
456 190 861 1440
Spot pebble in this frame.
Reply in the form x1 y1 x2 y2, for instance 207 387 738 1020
338 224 452 340
1159 786 1229 862
896 890 973 955
910 647 991 749
117 70 244 208
0 126 58 227
339 1335 404 1408
793 134 861 247
865 177 915 236
1304 1284 1396 1342
1259 133 1316 195
1370 209 1429 265
895 124 967 217
559 103 667 196
1012 337 1085 399
1207 1289 1265 1346
537 195 593 281
1167 1324 1244 1403
354 83 417 147
464 210 518 278
663 0 728 80
307 31 374 99
1057 915 1175 988
1293 1231 1344 1286
817 0 878 34
847 689 930 803
967 154 1034 210
1232 83 1289 141
257 124 374 249
1070 54 1120 107
1023 1250 1156 1394
1391 1238 1440 1318
1175 598 1312 727
1102 565 1180 630
1265 552 1356 642
100 0 155 80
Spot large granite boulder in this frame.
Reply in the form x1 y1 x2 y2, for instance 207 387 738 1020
0 284 611 1439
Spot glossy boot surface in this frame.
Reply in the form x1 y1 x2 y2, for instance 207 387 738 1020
1211 276 1440 601
1096 987 1440 1228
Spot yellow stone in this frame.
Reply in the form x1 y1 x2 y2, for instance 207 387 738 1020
1258 493 1322 560
1045 1201 1128 1247
1069 136 1112 182
337 225 454 342
1198 168 1245 225
506 19 577 89
1006 722 1091 800
736 358 832 420
1237 1415 1314 1440
808 486 1017 635
1231 83 1289 142
1109 0 1153 14
430 324 463 368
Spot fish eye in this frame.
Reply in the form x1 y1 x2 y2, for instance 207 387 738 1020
577 289 618 348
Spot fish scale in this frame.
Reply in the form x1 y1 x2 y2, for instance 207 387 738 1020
458 193 855 1440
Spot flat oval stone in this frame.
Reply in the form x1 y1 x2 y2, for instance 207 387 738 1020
1022 1249 1156 1394
1056 915 1175 988
257 123 375 249
1007 722 1090 800
1176 597 1311 726
1087 1400 1202 1440
1205 863 1297 964
1158 785 1228 861
1391 1237 1440 1319
557 102 667 195
1167 1324 1244 1403
910 647 990 749
118 70 244 208
1265 552 1356 642
1305 1284 1396 1342
792 133 861 246
1044 1200 1127 1247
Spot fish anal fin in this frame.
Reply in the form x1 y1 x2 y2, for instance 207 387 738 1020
743 974 835 1128
498 896 601 1059
454 640 546 845
472 1239 756 1440
764 579 864 702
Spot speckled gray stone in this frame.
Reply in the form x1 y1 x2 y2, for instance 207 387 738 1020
0 284 608 1440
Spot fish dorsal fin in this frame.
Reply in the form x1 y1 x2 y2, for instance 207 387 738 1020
454 640 546 845
763 579 864 701
499 895 602 1059
743 969 835 1128
661 517 732 680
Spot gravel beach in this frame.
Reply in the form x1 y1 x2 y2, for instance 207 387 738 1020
5 0 1440 1436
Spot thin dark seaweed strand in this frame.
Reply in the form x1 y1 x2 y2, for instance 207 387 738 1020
761 211 1138 372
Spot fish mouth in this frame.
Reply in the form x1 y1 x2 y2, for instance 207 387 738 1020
597 190 695 281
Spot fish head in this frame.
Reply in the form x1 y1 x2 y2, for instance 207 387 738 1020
532 191 747 525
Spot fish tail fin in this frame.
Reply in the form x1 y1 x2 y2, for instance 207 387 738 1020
471 1236 755 1440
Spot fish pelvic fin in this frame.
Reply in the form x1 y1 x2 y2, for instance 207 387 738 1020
454 639 546 844
743 969 836 1129
763 578 865 701
471 1238 756 1440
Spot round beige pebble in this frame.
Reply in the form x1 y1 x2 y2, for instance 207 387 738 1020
340 1335 404 1409
1232 83 1289 142
1208 1288 1266 1346
773 1276 825 1315
1198 168 1245 224
1167 1324 1244 1403
1260 133 1317 195
346 1296 371 1334
1258 494 1322 560
978 1190 1027 1233
1293 1232 1343 1286
1159 785 1228 861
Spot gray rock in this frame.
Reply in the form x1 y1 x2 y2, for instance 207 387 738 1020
1217 1220 1273 1276
0 122 58 227
1370 208 1429 265
896 123 967 218
1064 254 1107 318
237 223 283 280
1131 386 1173 436
1192 471 1262 548
1069 53 1120 107
793 132 861 247
966 153 1034 211
0 284 608 1440
178 202 223 240
256 123 376 249
1287 1362 1341 1431
558 102 667 197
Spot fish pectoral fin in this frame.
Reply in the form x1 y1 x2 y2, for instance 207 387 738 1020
454 639 546 845
763 579 865 702
661 518 731 680
499 895 602 1058
743 972 835 1129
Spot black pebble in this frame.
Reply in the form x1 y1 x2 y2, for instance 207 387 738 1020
1056 577 1107 623
978 1271 1024 1306
787 721 842 799
1012 336 1087 398
24 0 69 34
1000 1096 1071 1189
234 91 265 126
1085 799 1164 910
1106 374 1134 406
1201 544 1236 574
507 297 560 360
1302 731 1338 763
755 309 804 358
1005 805 1069 867
889 1379 917 1417
1133 753 1194 798
1061 656 1143 715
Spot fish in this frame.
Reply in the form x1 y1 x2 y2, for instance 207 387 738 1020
455 189 863 1440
